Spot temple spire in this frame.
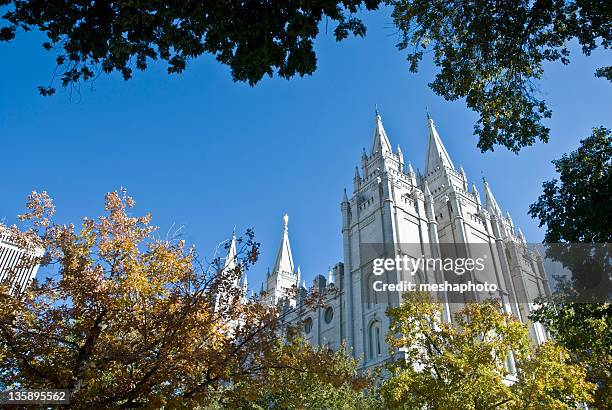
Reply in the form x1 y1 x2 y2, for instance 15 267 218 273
424 180 433 198
425 114 454 174
471 183 481 206
327 266 335 286
296 265 301 287
223 233 237 272
517 227 525 242
506 211 514 227
272 214 295 274
371 107 392 155
483 177 502 217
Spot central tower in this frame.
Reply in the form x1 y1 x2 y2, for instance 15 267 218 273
340 110 435 367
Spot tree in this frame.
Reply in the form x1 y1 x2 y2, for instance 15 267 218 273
224 336 380 409
530 301 611 409
0 189 366 408
529 126 611 244
381 292 595 409
0 0 381 95
387 0 611 152
529 126 611 408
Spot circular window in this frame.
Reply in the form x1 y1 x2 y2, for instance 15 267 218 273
304 317 313 334
324 307 334 324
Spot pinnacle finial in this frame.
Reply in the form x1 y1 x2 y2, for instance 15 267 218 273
424 181 432 197
327 266 334 285
426 106 431 120
375 104 380 117
283 214 289 231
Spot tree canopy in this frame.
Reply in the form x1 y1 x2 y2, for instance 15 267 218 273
529 126 611 244
2 1 609 152
388 0 611 152
0 190 369 408
381 292 595 409
529 126 611 408
0 0 381 95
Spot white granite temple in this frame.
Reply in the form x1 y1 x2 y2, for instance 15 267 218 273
223 110 551 369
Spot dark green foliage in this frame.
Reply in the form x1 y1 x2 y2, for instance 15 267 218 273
0 0 381 95
387 0 611 152
529 126 611 244
528 127 611 298
529 127 612 408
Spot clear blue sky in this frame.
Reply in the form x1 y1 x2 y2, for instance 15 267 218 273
1 7 610 290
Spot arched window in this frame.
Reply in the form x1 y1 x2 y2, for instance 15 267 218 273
304 317 313 334
368 320 382 359
324 306 334 324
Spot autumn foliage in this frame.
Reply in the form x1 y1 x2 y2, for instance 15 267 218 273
0 190 601 409
0 190 367 408
382 293 595 409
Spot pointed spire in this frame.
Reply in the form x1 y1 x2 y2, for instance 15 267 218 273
296 265 301 287
471 183 481 205
506 211 514 226
407 161 415 175
272 214 295 274
342 188 349 203
223 234 237 271
425 115 454 175
517 227 525 242
483 177 502 217
361 147 368 175
353 166 361 191
459 165 468 190
424 181 433 198
371 108 392 156
301 280 307 289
